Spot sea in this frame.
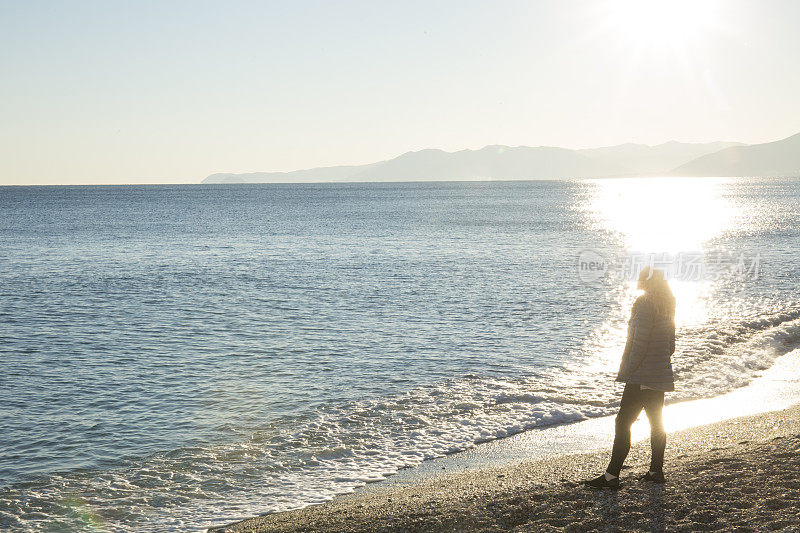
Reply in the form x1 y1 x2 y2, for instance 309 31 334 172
1 177 799 531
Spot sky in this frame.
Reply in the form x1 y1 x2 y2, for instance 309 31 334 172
1 0 800 185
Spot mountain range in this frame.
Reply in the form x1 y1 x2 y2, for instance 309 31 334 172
203 132 800 183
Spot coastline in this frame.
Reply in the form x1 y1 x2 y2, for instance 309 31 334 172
196 320 800 531
204 347 800 532
209 403 800 531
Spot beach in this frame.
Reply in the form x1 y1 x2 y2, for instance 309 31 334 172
209 403 800 532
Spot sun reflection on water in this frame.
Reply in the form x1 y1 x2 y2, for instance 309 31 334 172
580 177 739 371
585 177 736 253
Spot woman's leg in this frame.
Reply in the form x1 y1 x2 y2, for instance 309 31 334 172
643 390 666 472
606 384 644 476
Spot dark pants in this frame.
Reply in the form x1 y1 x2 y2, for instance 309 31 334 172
606 383 666 477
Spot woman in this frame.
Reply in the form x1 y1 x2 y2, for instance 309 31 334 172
585 266 676 489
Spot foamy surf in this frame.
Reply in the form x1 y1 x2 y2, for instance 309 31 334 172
3 309 800 532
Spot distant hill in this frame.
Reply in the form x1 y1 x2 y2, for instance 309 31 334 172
577 141 743 175
350 145 626 181
671 133 800 177
204 163 382 184
201 140 744 184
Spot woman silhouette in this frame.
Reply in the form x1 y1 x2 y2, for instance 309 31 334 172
586 266 676 488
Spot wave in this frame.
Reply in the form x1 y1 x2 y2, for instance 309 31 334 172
3 309 800 531
670 307 800 402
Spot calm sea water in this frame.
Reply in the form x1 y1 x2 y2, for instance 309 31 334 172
1 178 799 531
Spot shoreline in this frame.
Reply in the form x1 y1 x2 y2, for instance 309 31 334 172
204 348 800 530
209 403 800 531
372 345 800 487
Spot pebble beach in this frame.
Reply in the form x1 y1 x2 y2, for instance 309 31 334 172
209 404 800 532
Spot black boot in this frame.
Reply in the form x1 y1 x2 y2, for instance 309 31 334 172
584 474 620 489
641 471 665 484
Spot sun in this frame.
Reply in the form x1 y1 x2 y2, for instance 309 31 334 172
603 0 719 51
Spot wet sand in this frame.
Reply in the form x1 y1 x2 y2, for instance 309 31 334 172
208 404 800 532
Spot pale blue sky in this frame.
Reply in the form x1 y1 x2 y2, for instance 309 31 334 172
1 0 799 184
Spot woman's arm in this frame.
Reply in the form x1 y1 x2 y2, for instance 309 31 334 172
619 298 655 376
669 323 676 355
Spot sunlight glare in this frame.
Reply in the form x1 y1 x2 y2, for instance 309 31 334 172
605 0 718 50
579 177 736 372
586 177 734 253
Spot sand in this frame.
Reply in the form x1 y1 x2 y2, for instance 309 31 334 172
208 405 800 532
